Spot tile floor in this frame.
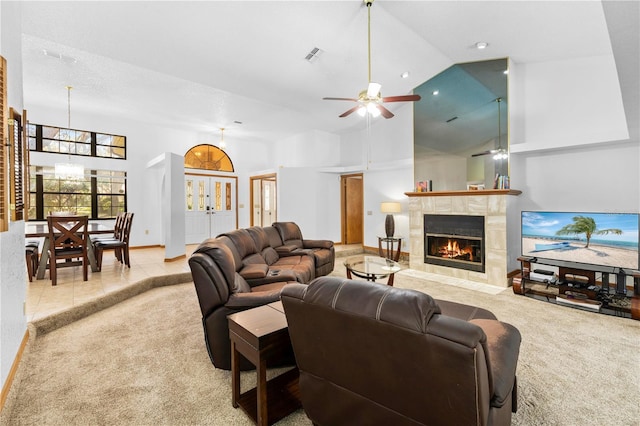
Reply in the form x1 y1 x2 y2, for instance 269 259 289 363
25 245 197 323
25 244 362 323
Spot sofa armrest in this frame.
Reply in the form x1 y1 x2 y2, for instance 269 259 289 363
303 239 333 250
224 290 281 310
239 263 269 279
275 244 300 256
471 319 521 408
246 271 298 286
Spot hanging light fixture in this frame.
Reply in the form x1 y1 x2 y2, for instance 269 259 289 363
493 97 508 161
55 86 85 179
218 127 226 149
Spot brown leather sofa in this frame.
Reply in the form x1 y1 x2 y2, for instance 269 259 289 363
281 276 522 426
188 222 334 370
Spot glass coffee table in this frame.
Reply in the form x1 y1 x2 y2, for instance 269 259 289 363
343 255 404 286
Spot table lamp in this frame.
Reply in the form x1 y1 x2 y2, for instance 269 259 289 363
380 202 401 238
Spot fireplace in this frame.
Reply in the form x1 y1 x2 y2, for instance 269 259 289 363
424 214 485 273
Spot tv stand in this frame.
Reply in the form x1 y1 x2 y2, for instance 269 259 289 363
513 256 640 320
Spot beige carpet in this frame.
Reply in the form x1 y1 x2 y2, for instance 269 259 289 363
2 270 639 425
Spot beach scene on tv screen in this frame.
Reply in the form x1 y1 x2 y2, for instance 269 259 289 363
521 211 640 270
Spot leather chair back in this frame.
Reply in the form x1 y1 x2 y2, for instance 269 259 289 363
282 277 498 426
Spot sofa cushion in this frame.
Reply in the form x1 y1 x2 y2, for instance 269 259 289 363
262 247 279 265
264 226 284 248
232 272 252 293
220 229 257 259
273 256 314 283
273 222 304 248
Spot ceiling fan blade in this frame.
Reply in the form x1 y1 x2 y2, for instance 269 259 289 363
382 94 422 103
323 97 358 102
377 104 394 119
471 149 498 157
339 105 361 118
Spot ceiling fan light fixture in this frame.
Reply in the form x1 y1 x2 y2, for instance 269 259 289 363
322 0 420 119
367 82 382 98
367 102 381 117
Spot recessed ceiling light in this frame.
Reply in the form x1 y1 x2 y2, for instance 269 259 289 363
400 71 410 79
475 42 488 49
432 90 439 96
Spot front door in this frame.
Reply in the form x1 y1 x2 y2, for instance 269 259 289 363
185 174 237 244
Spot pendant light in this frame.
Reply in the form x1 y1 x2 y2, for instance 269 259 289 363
493 98 508 161
54 86 85 179
219 127 226 149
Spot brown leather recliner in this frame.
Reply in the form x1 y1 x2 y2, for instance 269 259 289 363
281 276 521 426
188 237 297 370
273 221 335 277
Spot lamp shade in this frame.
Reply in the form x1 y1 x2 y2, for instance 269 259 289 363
381 202 401 238
380 202 401 214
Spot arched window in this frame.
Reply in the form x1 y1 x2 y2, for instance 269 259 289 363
184 144 234 172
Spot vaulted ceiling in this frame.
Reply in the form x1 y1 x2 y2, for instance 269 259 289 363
19 1 637 145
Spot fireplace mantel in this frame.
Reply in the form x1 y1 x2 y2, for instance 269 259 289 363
405 189 521 197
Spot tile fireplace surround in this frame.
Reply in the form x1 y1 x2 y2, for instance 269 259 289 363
406 189 521 288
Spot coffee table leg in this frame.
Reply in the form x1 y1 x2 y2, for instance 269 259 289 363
231 340 240 408
388 273 395 286
257 357 268 426
346 268 352 279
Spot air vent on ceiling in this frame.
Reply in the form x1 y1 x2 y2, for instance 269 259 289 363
305 47 323 63
42 49 77 64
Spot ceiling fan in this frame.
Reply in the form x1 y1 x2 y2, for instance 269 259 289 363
471 98 508 160
323 0 421 119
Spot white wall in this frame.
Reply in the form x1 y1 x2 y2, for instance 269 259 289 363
339 102 415 250
0 0 27 391
506 52 639 273
510 55 629 152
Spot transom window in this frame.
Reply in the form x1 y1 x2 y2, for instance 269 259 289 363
28 123 126 159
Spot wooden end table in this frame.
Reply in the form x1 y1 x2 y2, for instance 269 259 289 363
378 236 403 261
228 301 301 425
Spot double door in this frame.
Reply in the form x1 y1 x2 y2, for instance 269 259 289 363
185 175 237 244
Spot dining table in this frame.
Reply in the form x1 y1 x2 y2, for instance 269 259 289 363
25 221 115 280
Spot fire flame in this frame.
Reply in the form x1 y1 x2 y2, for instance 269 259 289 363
439 239 474 260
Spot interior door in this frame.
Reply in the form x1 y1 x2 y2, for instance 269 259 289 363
185 175 237 244
261 178 277 226
341 174 363 244
250 174 277 227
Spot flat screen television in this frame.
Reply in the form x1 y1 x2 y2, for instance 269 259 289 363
521 211 640 271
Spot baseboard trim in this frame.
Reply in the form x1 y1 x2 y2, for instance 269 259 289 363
165 254 186 262
0 329 29 413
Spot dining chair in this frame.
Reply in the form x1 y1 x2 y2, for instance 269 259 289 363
94 212 134 270
47 215 89 286
92 211 126 244
25 240 40 282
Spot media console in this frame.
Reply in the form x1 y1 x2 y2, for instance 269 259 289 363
513 256 640 320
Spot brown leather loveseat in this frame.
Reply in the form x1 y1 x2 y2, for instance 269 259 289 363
281 276 522 426
188 222 334 370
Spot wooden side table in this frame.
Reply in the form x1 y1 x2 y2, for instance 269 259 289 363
378 236 402 261
228 302 301 426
